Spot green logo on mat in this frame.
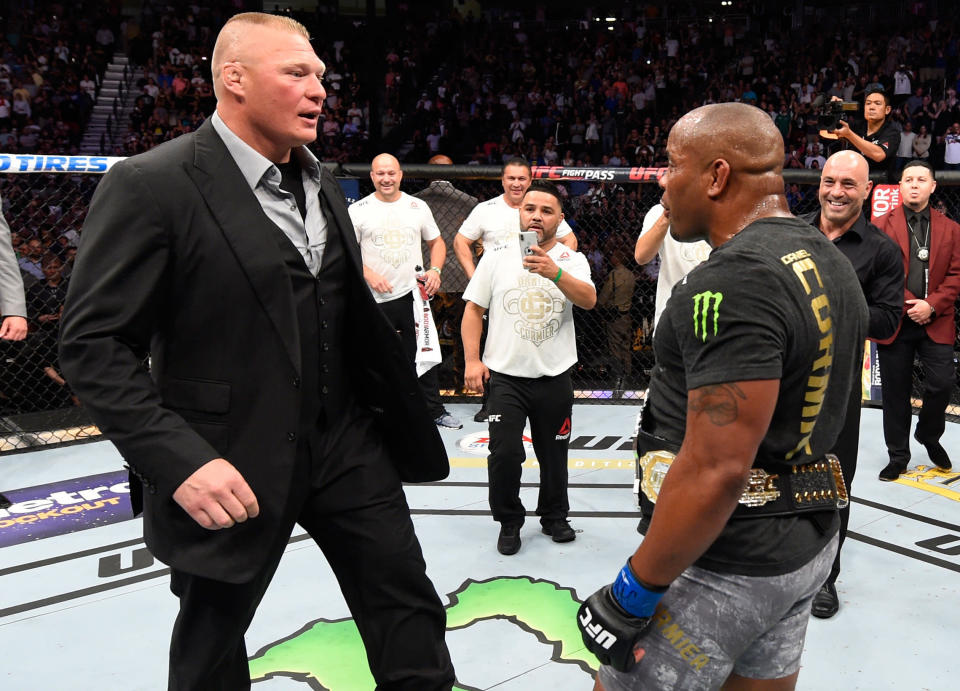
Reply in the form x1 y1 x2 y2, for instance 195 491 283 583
247 576 599 689
692 290 723 341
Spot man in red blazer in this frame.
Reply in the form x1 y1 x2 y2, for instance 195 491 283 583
875 159 960 480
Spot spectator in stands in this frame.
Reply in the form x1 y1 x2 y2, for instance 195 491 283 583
913 124 932 159
596 249 636 391
26 253 67 340
896 120 917 174
941 122 960 170
18 238 44 282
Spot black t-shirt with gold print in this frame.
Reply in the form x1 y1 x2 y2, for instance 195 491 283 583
643 217 868 576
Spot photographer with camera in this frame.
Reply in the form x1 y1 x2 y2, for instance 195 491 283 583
827 86 900 183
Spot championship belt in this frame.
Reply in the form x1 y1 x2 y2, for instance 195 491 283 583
636 443 848 518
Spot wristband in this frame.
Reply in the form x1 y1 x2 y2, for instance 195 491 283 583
430 266 442 276
611 559 668 618
552 267 562 284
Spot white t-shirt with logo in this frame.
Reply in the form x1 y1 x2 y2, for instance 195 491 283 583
349 192 441 303
457 194 572 250
640 203 712 328
945 132 960 165
463 242 593 377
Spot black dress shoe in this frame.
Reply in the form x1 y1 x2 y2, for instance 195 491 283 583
474 407 489 423
811 582 839 619
497 524 521 555
541 519 576 543
879 461 906 481
915 435 952 470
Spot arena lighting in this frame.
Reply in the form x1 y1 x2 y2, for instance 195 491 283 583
606 17 616 22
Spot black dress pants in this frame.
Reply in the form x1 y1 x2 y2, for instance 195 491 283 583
826 385 862 585
379 292 445 419
486 369 573 526
878 320 955 464
167 406 454 690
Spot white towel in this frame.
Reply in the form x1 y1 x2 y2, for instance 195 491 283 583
413 284 442 377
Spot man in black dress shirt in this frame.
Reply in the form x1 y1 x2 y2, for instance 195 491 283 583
802 150 904 618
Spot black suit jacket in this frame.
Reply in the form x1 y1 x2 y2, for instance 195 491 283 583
60 120 448 582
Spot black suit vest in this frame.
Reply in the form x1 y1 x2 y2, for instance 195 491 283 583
268 196 349 432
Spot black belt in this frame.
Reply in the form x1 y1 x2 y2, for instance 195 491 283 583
634 428 848 519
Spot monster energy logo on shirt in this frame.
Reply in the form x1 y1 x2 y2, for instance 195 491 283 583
692 290 723 341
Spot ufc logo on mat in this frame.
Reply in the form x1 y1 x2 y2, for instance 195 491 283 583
579 606 617 649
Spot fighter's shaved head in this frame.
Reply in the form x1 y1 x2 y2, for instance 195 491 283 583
660 102 791 246
672 102 785 178
428 155 454 165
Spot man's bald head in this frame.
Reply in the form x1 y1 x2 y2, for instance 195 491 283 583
370 153 402 202
372 153 400 169
670 102 785 177
428 155 453 165
211 13 315 101
818 151 872 235
659 103 791 246
822 150 869 187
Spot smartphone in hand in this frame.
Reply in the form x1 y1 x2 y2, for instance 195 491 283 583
519 231 537 269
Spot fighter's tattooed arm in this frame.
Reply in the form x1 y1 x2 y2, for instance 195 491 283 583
628 379 778 586
688 383 747 426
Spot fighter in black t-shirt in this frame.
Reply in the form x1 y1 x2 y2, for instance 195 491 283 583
578 103 868 691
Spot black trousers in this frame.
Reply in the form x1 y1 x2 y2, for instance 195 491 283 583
878 320 955 464
486 369 573 526
379 292 445 419
167 406 454 690
826 386 862 585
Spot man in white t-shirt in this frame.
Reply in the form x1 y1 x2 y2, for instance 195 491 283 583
453 157 577 281
943 122 960 170
634 203 711 330
454 157 577 421
462 180 596 555
349 153 462 429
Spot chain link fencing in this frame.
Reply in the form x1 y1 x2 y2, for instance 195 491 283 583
1 162 957 452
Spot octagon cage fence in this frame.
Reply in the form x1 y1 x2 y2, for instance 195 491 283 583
1 157 958 453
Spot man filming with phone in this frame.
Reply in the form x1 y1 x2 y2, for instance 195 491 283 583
461 180 595 556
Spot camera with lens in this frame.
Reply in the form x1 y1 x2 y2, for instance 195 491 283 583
818 100 859 132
